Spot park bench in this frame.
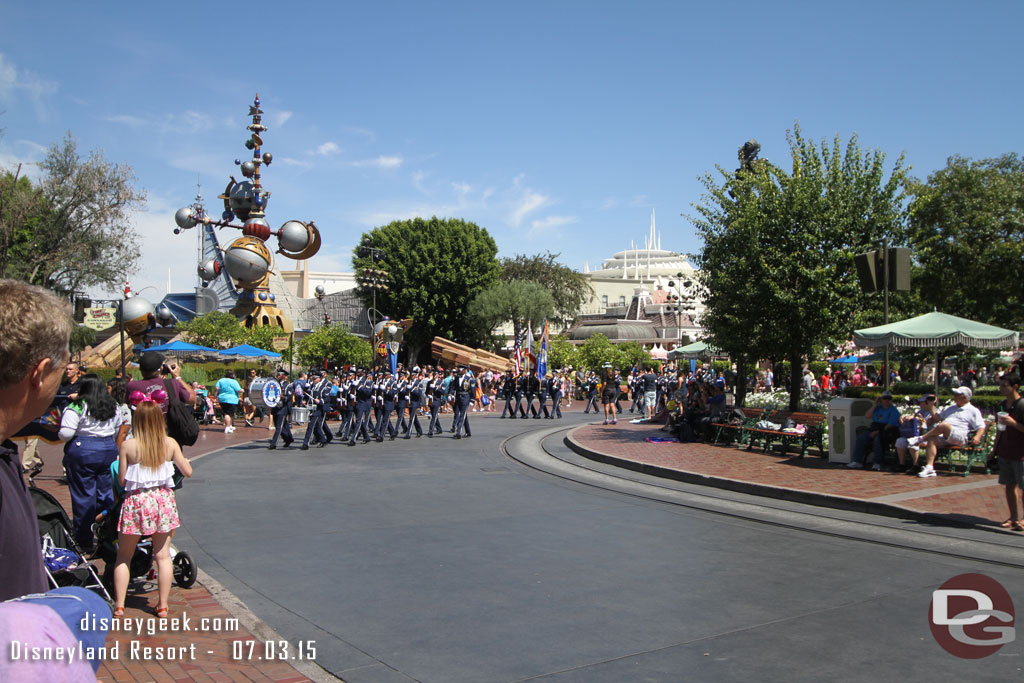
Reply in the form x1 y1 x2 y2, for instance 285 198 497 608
932 423 997 477
713 407 767 447
746 410 827 458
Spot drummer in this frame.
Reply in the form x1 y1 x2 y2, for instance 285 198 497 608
268 368 294 450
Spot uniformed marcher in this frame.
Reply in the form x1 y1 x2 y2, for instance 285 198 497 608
336 370 356 440
538 374 552 418
549 372 563 418
375 371 398 441
347 370 375 445
451 365 475 438
526 372 541 418
426 370 446 437
301 369 330 449
500 370 516 418
583 373 599 414
404 370 425 438
395 371 411 436
514 372 528 418
268 368 294 450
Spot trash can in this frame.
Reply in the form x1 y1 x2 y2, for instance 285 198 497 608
827 398 874 463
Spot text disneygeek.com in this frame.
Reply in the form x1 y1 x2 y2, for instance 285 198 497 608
8 611 313 663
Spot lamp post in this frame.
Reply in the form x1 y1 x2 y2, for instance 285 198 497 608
314 285 331 327
357 245 388 332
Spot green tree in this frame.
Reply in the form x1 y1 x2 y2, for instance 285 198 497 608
468 281 554 349
692 126 909 409
500 252 593 328
353 217 501 361
617 341 651 371
176 311 248 349
905 153 1024 330
577 334 629 371
243 324 292 363
548 335 580 370
70 324 96 355
295 323 372 369
0 134 145 294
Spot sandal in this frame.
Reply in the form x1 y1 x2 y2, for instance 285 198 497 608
1000 519 1016 529
154 606 169 619
1014 521 1024 532
112 607 124 618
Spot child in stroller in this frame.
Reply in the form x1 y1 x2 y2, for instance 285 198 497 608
191 382 220 425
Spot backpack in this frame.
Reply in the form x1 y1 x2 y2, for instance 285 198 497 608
164 379 200 446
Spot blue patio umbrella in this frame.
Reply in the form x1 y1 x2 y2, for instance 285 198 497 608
217 344 282 359
143 341 220 355
829 355 862 364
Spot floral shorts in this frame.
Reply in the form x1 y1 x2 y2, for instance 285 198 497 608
118 487 180 536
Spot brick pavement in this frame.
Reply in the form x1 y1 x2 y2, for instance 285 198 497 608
568 419 1024 532
23 419 322 683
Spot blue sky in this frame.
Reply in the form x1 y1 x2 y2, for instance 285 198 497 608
2 1 1021 299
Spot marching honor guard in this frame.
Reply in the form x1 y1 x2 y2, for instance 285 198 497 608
268 369 294 450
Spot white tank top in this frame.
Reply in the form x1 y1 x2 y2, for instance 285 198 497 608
123 460 175 492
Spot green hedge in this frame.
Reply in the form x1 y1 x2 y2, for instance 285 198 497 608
847 387 1005 411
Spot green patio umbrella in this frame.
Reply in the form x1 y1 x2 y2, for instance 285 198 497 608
853 311 1019 392
667 340 720 360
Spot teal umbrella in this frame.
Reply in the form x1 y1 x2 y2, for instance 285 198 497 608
667 340 720 360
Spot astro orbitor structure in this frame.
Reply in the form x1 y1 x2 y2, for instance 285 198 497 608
173 95 321 332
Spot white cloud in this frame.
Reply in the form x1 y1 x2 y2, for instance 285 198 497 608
0 53 58 119
530 215 577 230
278 157 313 168
349 155 402 169
273 111 293 128
452 181 471 195
105 114 147 127
344 126 376 142
528 215 577 240
412 170 429 193
510 191 551 226
629 194 650 207
316 141 340 156
0 139 50 181
599 197 618 210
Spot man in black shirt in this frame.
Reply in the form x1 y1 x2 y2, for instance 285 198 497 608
0 280 72 600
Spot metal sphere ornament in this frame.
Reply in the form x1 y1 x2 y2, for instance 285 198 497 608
198 258 222 282
119 295 156 341
174 207 196 230
223 236 272 286
243 216 271 240
240 160 256 178
278 220 312 252
229 181 256 215
388 324 398 336
222 209 234 221
262 152 272 165
155 303 174 326
315 285 325 297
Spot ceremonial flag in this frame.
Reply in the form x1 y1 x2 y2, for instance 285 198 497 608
537 319 549 378
528 323 536 366
513 334 522 374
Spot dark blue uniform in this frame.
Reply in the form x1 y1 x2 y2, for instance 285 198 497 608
404 377 424 438
452 372 475 438
347 377 375 445
269 377 294 449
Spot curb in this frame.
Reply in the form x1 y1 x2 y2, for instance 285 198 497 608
563 427 980 529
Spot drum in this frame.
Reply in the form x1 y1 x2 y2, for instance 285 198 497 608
248 377 282 409
291 406 310 424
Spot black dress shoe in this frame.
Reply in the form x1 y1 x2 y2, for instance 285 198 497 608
268 444 277 450
347 441 356 447
454 434 461 439
403 435 411 439
300 445 309 450
375 436 384 442
316 443 325 448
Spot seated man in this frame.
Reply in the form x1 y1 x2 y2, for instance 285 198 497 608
847 390 901 470
908 386 985 478
894 394 937 474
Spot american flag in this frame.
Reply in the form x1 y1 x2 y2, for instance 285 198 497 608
513 334 522 375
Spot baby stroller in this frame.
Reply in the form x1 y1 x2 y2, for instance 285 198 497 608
28 480 112 603
193 389 216 425
93 462 197 591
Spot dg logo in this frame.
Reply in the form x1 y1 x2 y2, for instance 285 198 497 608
930 573 1015 658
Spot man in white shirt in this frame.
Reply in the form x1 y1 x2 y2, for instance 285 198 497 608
908 386 986 478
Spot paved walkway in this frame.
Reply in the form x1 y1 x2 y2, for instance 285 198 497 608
25 418 322 683
566 418 1020 532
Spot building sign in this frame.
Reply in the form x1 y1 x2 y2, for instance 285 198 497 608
271 335 291 351
83 307 117 331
